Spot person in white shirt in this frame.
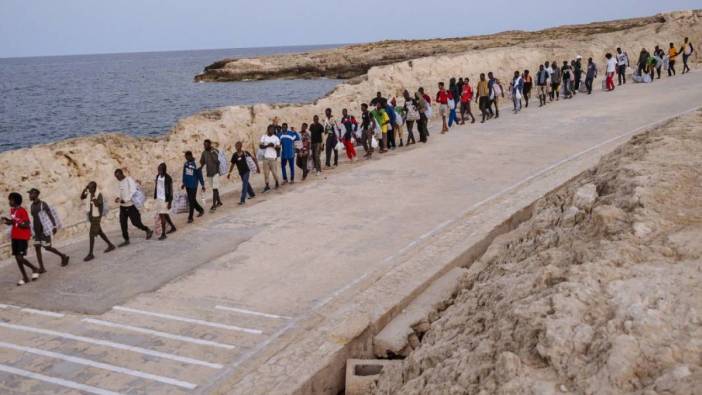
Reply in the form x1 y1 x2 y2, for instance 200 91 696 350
114 168 152 247
605 53 617 91
259 125 281 192
154 163 176 240
615 47 629 85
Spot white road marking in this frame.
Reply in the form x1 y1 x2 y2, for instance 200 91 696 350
0 322 222 369
0 363 121 395
112 306 262 335
0 341 197 389
0 304 64 318
214 306 292 320
82 318 236 350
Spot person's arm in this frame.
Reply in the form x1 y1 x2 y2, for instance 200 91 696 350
227 155 235 179
81 185 89 200
181 164 187 189
196 167 205 190
199 152 205 166
94 193 104 211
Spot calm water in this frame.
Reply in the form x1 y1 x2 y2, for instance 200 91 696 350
0 46 340 152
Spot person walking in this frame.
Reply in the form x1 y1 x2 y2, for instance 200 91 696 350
3 192 41 286
476 73 490 123
371 102 390 152
536 65 549 106
228 141 258 204
561 62 572 99
309 115 324 174
80 181 115 261
605 53 617 91
181 151 205 223
28 188 69 271
637 48 650 77
668 42 678 76
403 90 419 143
521 70 532 108
323 108 341 166
114 169 152 246
340 109 358 161
511 71 524 113
573 56 583 92
279 125 300 184
544 61 554 101
487 72 504 118
616 48 629 85
153 163 176 240
296 123 312 179
436 82 450 133
199 139 223 212
384 100 398 149
550 62 561 100
260 125 281 191
680 37 694 74
359 104 376 158
585 57 597 94
415 92 429 143
459 78 476 123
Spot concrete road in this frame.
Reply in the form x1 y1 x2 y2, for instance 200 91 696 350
1 71 701 394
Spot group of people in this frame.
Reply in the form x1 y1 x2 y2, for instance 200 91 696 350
4 38 695 286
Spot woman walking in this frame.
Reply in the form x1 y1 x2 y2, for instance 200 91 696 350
522 70 532 108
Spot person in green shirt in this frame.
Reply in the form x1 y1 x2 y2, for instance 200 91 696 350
370 102 390 153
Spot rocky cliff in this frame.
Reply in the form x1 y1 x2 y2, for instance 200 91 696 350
1 10 699 243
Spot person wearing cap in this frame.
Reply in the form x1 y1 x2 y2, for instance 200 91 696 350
28 188 70 271
80 181 115 261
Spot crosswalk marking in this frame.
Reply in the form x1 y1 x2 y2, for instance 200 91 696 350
214 305 292 320
0 304 65 318
0 363 121 395
0 341 197 389
113 306 262 335
0 322 223 369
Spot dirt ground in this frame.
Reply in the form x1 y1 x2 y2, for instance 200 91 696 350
373 110 702 394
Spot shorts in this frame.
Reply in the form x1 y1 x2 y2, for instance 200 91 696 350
155 199 170 215
207 174 221 189
11 239 28 256
33 233 52 247
439 104 449 117
89 216 103 237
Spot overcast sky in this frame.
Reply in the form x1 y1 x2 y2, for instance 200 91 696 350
1 0 699 58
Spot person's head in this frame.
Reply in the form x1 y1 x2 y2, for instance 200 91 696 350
655 45 660 50
313 115 319 123
301 122 308 132
449 77 456 86
438 81 445 90
114 168 125 181
458 77 463 83
402 90 410 100
27 188 39 202
524 70 529 76
539 64 544 71
376 101 384 110
480 73 486 81
617 47 622 53
8 192 22 208
514 70 520 78
281 122 288 131
563 61 568 67
325 108 332 118
361 103 368 112
588 57 593 64
605 53 612 59
465 77 470 83
87 181 97 194
487 72 494 79
203 139 212 150
185 151 194 161
684 37 689 43
545 61 550 67
376 91 382 99
266 125 275 136
158 162 167 176
670 42 674 48
552 61 557 67
235 141 243 152
418 87 425 94
342 108 348 117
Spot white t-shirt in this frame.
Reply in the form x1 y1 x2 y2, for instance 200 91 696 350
606 58 617 73
616 52 628 66
260 134 280 160
119 176 137 207
156 175 166 201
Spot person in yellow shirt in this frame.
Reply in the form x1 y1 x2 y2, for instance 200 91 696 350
668 42 678 77
475 73 490 123
371 102 390 153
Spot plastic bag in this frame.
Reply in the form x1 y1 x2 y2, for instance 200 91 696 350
171 192 189 214
371 136 379 149
132 183 146 209
217 149 229 175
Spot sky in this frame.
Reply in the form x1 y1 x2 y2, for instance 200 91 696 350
1 0 700 58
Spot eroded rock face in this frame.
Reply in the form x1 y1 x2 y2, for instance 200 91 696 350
372 111 702 394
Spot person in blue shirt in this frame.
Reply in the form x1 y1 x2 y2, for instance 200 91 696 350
181 151 205 223
279 124 301 184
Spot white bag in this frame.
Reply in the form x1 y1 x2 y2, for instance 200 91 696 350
245 152 258 173
448 99 456 110
171 192 189 214
38 201 62 237
335 141 344 151
217 149 229 175
132 184 146 209
515 90 522 100
371 136 379 149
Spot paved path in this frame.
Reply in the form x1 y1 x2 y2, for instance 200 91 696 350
1 71 701 394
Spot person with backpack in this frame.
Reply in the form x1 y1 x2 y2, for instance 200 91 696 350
402 90 419 144
80 181 115 261
459 78 476 124
616 48 629 85
228 141 259 205
340 108 358 160
28 188 69 271
154 163 176 240
3 192 41 286
371 102 390 152
536 65 549 106
323 108 341 166
199 139 223 212
359 104 376 158
573 56 583 92
260 125 281 191
680 37 693 74
279 125 300 184
585 57 598 94
182 151 205 223
487 73 504 119
114 168 152 247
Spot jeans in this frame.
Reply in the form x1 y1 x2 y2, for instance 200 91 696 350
682 54 690 73
585 77 594 94
119 205 149 241
325 138 338 166
387 126 396 149
186 187 203 220
448 108 458 127
281 156 295 181
513 95 521 111
239 171 255 203
405 120 416 143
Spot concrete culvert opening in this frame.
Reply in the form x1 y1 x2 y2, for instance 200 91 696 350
354 364 384 377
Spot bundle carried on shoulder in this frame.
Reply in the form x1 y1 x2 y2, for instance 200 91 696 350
217 148 229 175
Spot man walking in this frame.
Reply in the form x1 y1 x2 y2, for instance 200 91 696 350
279 125 300 183
3 192 41 286
80 181 115 261
605 53 617 91
260 125 281 192
182 151 205 223
323 108 340 167
616 48 629 85
228 141 259 204
154 163 176 240
359 103 375 158
585 57 597 94
680 37 694 74
199 139 222 212
114 169 152 247
436 82 450 133
476 73 490 123
28 188 69 271
536 65 549 106
309 115 324 174
550 62 561 101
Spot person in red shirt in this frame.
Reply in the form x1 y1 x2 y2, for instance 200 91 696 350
460 78 476 124
2 192 41 286
435 82 450 133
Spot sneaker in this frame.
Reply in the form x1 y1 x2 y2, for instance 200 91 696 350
167 227 176 234
31 272 39 281
187 218 194 224
17 279 26 286
61 255 70 267
158 234 167 241
104 245 116 253
216 201 223 207
263 185 271 193
118 240 130 248
238 201 245 206
146 230 153 240
84 254 95 262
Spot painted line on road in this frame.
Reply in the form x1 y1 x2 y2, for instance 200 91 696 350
113 306 262 335
0 304 65 318
0 363 121 395
82 318 236 350
0 341 197 389
0 322 222 369
214 306 292 320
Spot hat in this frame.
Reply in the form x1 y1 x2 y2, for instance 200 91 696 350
27 188 40 195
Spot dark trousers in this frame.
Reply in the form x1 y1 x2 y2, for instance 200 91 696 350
281 157 295 181
387 126 396 149
418 115 428 142
682 54 690 73
585 77 594 94
617 64 626 84
405 121 416 144
186 187 203 220
119 205 149 241
296 155 310 179
325 139 338 166
574 73 582 91
478 97 490 121
668 60 676 76
312 143 322 171
239 172 255 203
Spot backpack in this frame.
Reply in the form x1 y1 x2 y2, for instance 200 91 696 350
38 201 62 237
217 149 229 175
132 183 146 209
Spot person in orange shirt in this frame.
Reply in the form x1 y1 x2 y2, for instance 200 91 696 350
668 42 678 77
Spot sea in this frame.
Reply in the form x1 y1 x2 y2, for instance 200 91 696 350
0 45 340 152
